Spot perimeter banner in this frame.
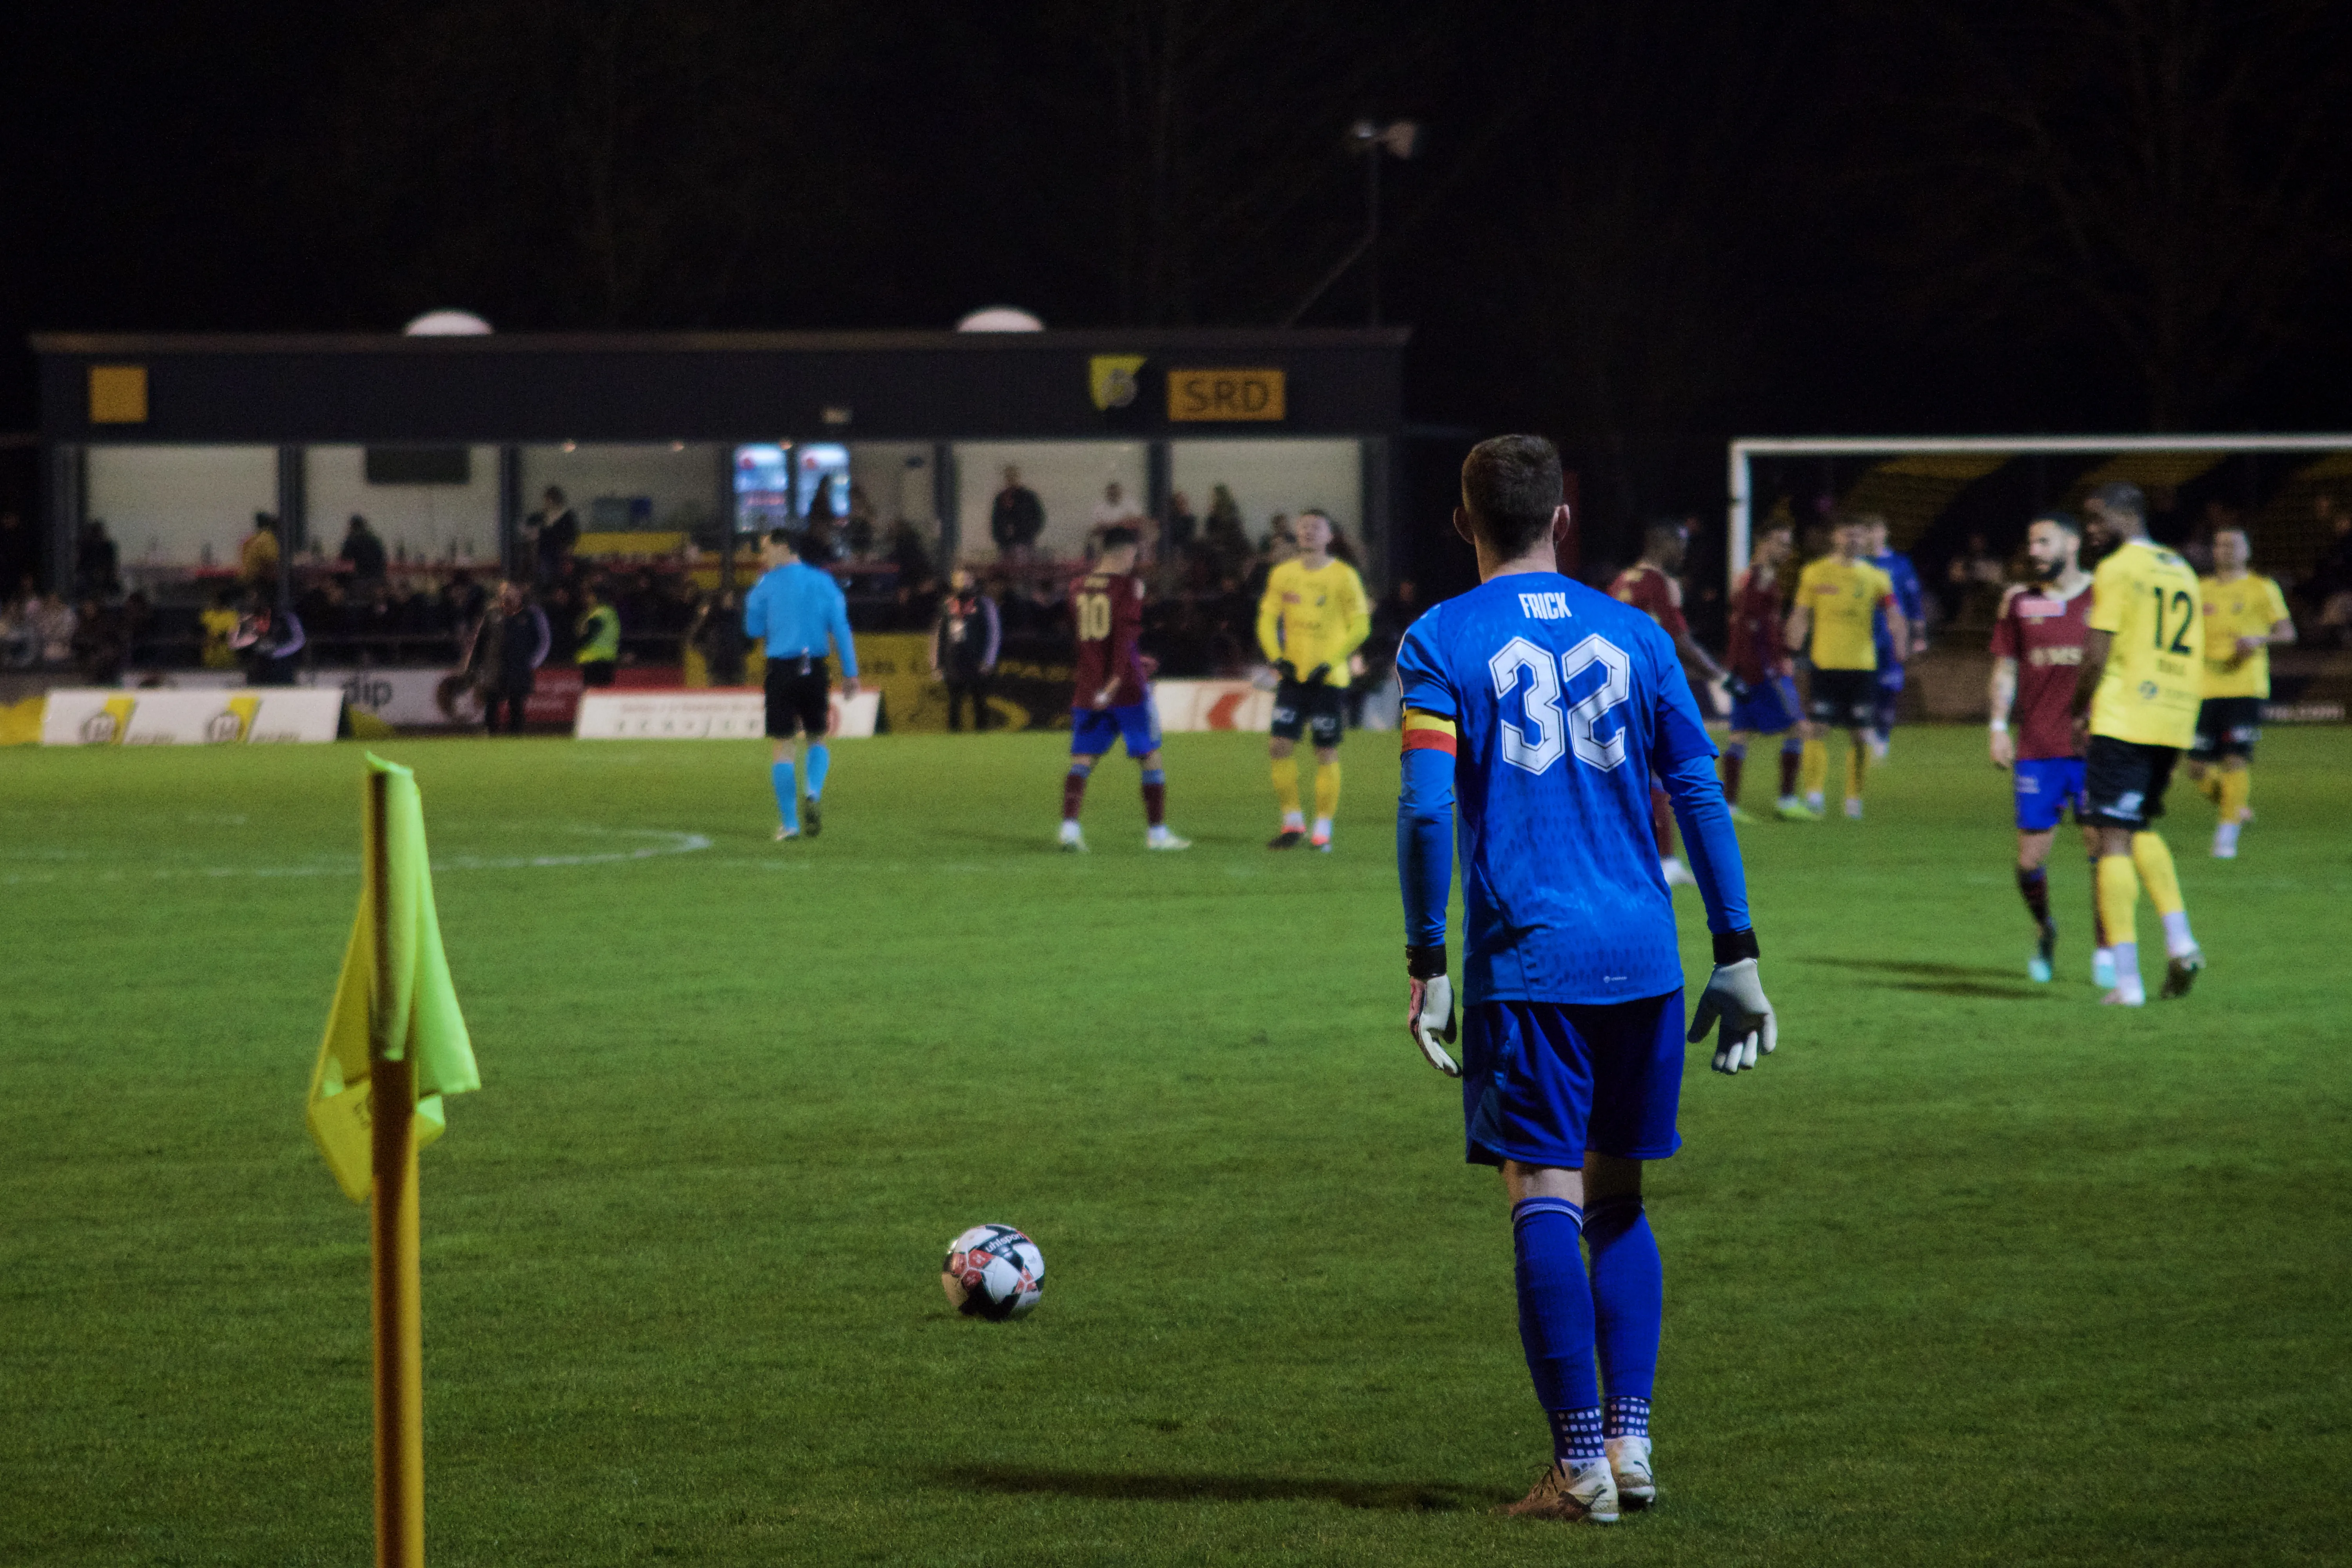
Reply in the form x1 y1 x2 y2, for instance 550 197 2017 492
40 688 343 744
575 689 880 740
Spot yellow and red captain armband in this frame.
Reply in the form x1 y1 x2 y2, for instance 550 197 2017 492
1401 710 1457 756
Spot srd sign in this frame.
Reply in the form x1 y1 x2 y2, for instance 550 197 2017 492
1167 368 1286 422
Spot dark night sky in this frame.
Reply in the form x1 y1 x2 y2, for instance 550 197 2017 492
9 1 2351 551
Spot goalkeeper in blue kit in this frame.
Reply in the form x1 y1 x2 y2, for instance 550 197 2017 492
1396 435 1778 1524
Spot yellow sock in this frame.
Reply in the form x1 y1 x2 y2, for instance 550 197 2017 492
1271 756 1302 817
2097 854 2141 947
2131 831 2185 917
2218 768 2251 825
2197 771 2224 806
1313 758 1341 819
1844 742 1867 800
1800 737 1828 798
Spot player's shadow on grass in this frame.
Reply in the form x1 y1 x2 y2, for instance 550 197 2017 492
941 1464 1481 1512
1801 956 2043 999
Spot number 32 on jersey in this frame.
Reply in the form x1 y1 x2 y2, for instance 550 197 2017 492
1490 634 1632 773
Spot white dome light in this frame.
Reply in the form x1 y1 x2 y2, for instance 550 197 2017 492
955 307 1045 333
403 310 495 336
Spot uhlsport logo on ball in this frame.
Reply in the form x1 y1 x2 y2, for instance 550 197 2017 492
940 1224 1044 1320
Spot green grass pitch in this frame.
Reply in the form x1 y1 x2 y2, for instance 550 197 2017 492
2 725 2347 1566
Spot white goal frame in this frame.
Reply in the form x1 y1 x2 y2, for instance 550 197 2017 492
1725 433 2352 577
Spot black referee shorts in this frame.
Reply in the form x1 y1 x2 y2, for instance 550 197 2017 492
2082 733 2179 829
764 655 833 740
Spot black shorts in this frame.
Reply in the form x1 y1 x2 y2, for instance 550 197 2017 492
1806 667 1877 729
2082 734 2179 828
2191 697 2261 761
764 656 832 739
1270 678 1345 747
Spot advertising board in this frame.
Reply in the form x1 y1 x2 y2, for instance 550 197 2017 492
41 688 342 744
575 689 880 740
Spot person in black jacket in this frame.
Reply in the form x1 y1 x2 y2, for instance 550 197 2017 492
989 466 1045 565
462 580 550 734
340 515 388 587
930 569 1002 731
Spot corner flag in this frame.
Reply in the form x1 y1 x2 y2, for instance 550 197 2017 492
305 753 479 1201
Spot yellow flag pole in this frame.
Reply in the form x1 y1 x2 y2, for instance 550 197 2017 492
368 768 426 1568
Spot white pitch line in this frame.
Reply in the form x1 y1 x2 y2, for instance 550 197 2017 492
0 828 712 885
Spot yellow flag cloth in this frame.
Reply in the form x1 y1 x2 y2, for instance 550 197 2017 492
305 754 480 1202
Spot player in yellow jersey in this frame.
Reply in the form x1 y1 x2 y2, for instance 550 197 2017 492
1257 509 1371 850
1782 520 1905 820
2187 526 2295 859
2071 483 2205 1005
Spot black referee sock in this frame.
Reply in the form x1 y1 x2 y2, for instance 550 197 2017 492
2016 865 2051 928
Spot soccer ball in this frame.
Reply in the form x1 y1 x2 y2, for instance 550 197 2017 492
941 1224 1044 1321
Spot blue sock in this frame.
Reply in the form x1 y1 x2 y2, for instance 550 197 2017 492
1584 1196 1662 1439
1513 1196 1602 1465
771 761 797 831
805 744 829 800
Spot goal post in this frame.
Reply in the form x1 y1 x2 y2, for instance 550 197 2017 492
1725 432 2352 579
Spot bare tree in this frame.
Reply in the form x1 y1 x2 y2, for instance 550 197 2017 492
1871 0 2352 427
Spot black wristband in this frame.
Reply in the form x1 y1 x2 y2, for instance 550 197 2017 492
1405 944 1448 979
1712 929 1760 965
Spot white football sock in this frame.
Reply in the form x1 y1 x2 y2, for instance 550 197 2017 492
2109 940 2145 1003
2160 910 2197 958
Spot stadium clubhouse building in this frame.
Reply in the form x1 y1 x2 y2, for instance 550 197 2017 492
31 327 1409 597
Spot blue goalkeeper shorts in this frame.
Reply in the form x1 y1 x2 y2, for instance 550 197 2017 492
2013 756 2086 833
1730 674 1801 735
1071 700 1160 759
1462 993 1685 1169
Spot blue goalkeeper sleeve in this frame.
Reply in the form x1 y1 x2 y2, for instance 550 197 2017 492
1397 745 1455 949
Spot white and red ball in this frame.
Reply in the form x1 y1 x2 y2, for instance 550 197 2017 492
940 1224 1044 1320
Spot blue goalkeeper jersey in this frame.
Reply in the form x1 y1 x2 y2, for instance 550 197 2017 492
1396 572 1747 1005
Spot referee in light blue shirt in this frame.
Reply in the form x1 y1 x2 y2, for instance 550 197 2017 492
743 528 859 840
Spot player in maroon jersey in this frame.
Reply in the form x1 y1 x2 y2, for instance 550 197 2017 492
1059 527 1189 852
1611 521 1731 884
1721 521 1808 819
1988 511 2111 987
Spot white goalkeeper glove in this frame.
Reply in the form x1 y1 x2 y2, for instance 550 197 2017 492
1688 936 1776 1074
1406 945 1459 1077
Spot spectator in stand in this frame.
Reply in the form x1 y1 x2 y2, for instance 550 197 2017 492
463 580 549 735
525 487 579 583
341 514 388 587
1164 490 1199 564
931 568 1002 732
0 583 38 667
240 514 281 590
229 588 303 685
1202 485 1249 581
0 511 33 594
844 483 878 560
2309 493 2352 646
1357 575 1421 723
76 521 120 597
1945 532 2007 625
72 596 128 686
200 587 241 668
577 580 621 687
690 588 746 685
990 465 1045 566
1089 480 1146 561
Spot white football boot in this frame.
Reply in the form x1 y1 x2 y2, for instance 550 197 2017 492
1606 1436 1655 1510
1057 820 1087 853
